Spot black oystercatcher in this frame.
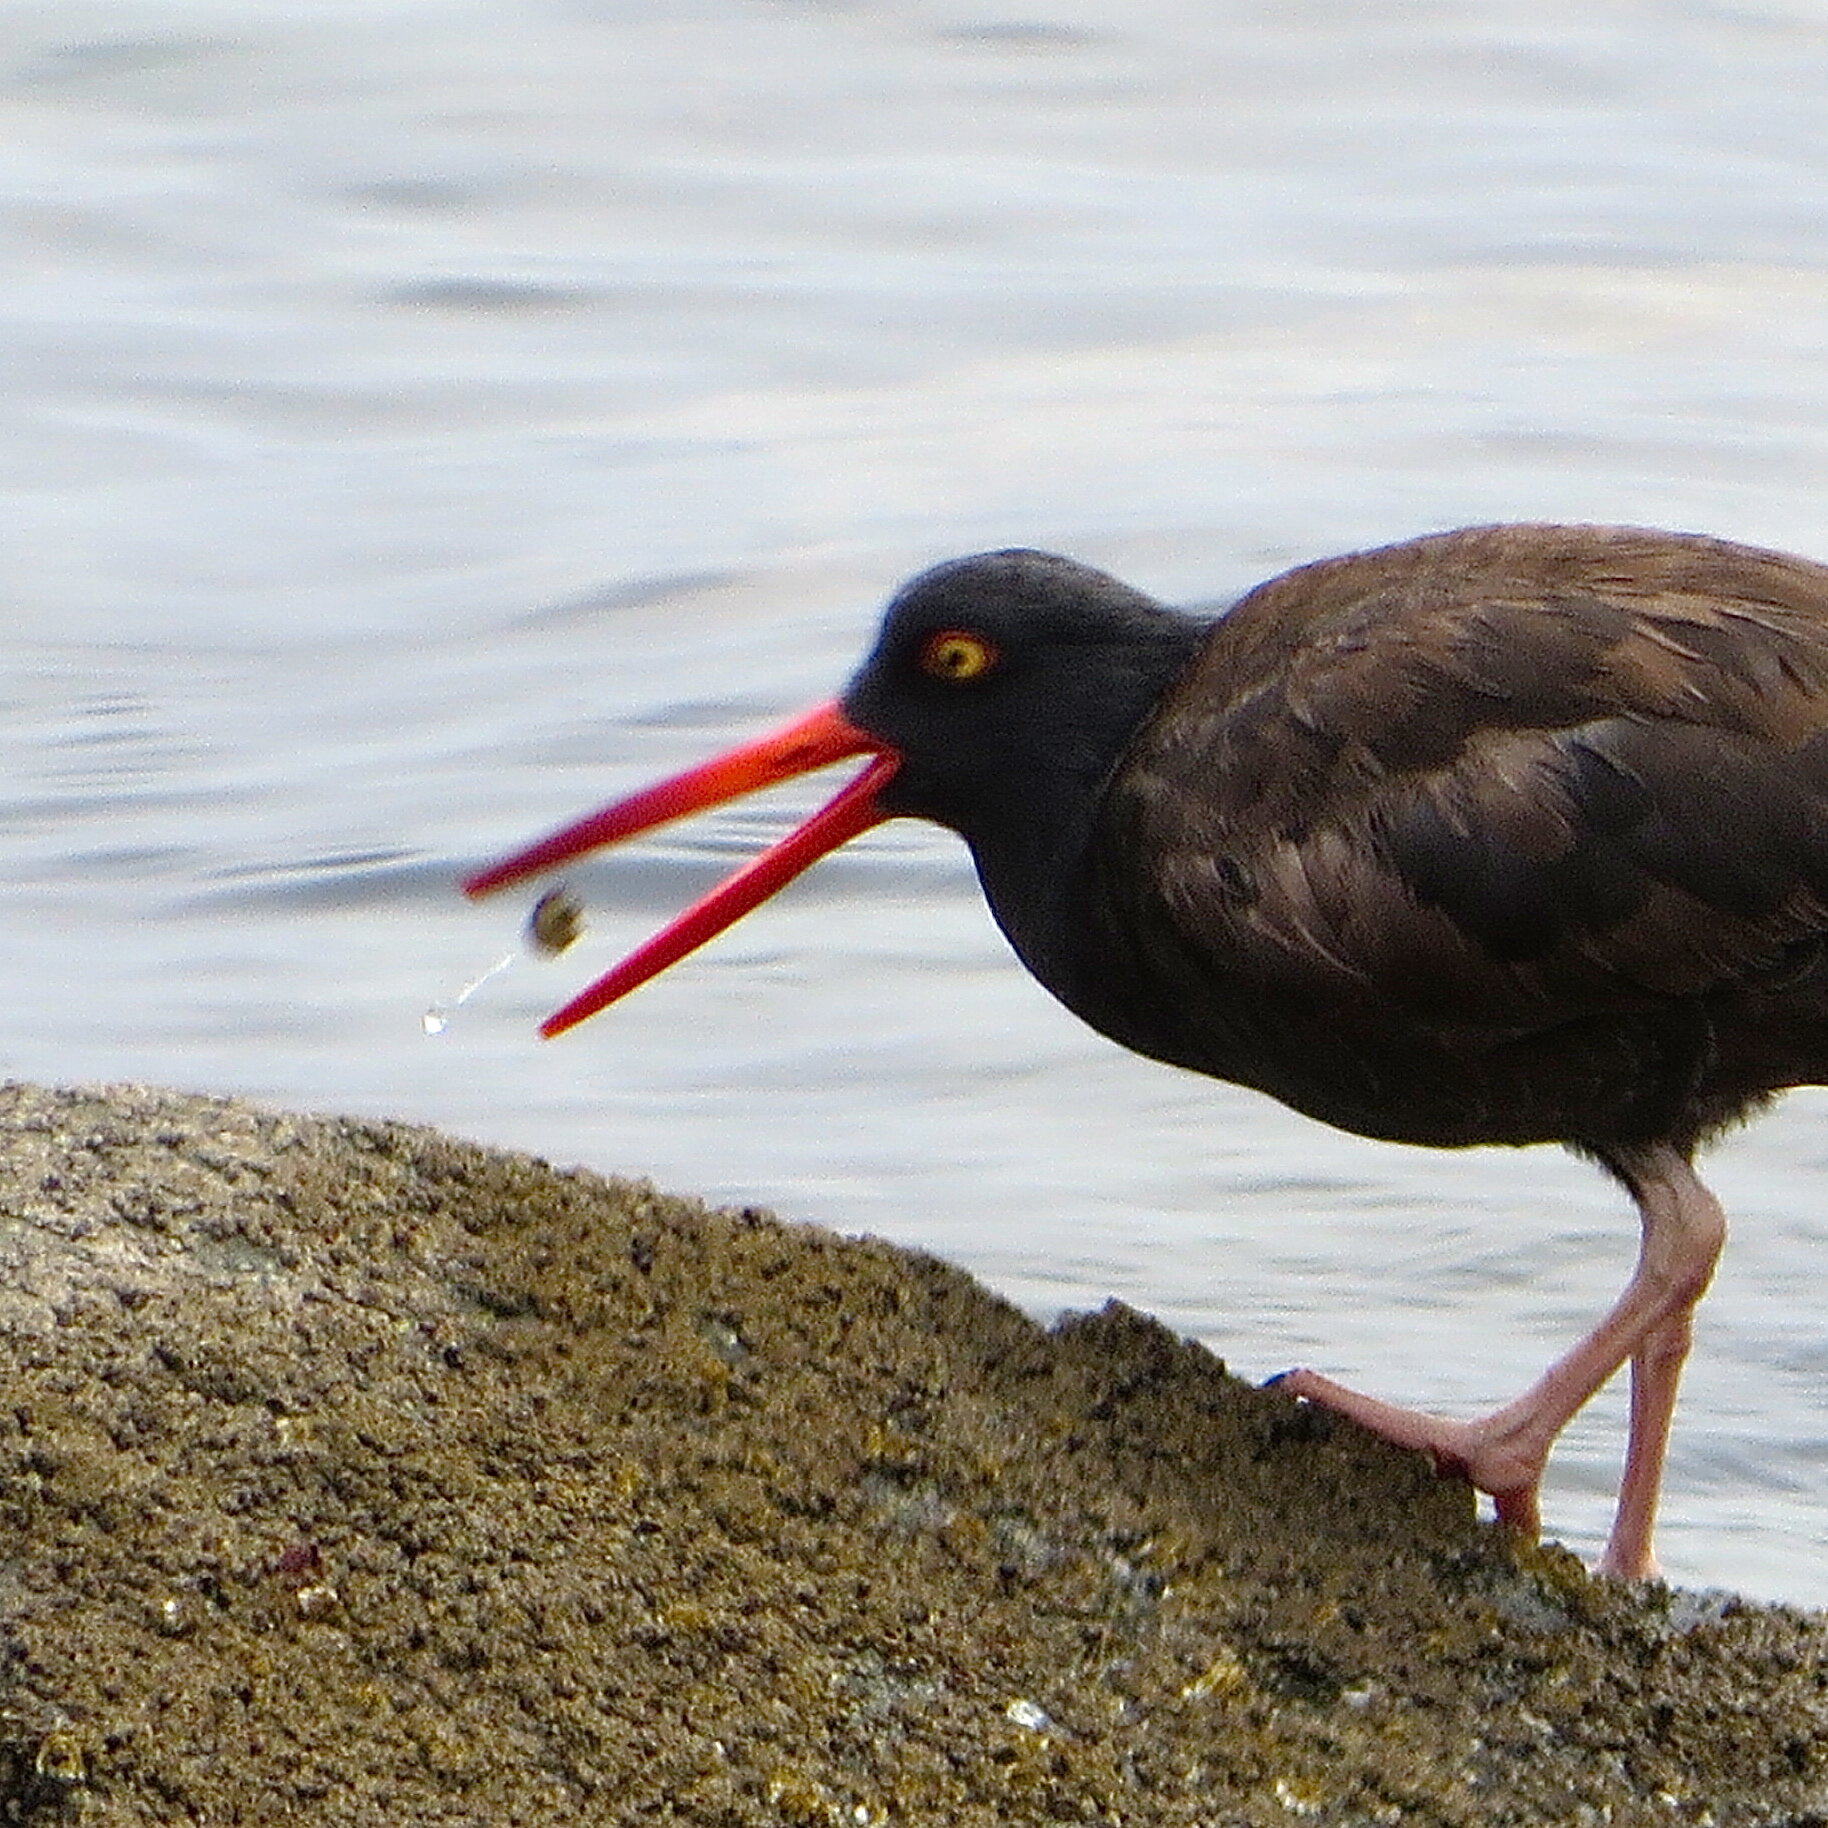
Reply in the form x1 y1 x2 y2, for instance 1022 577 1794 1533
468 523 1828 1580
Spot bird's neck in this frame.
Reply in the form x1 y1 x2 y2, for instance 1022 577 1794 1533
968 824 1192 1062
956 620 1209 1041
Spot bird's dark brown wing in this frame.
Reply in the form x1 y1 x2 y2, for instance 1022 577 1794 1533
1108 524 1828 1041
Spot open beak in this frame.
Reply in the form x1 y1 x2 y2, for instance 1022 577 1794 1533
464 700 901 1036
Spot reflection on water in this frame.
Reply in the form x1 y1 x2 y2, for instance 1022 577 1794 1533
8 0 1828 1602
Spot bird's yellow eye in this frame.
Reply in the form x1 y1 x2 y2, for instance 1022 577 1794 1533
918 629 999 682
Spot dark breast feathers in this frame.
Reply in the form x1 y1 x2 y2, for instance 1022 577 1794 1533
1094 524 1828 1151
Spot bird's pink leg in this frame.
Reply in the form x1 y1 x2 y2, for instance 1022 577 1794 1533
1600 1304 1700 1579
1274 1146 1725 1577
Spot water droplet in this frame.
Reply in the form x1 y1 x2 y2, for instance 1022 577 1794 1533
421 952 516 1037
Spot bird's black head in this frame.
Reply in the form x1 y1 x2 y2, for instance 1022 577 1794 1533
466 547 1206 1037
841 550 1205 844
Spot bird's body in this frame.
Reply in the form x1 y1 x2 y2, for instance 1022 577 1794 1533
469 521 1828 1582
1083 525 1828 1154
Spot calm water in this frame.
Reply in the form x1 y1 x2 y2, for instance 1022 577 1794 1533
8 0 1828 1602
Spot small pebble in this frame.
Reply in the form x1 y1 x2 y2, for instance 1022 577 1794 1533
527 887 584 956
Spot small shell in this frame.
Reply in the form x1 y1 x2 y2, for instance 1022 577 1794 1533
33 1731 90 1786
295 1583 341 1620
526 888 584 957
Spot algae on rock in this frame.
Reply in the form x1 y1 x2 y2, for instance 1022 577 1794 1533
0 1081 1824 1825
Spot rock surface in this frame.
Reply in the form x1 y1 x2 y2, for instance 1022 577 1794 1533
0 1081 1825 1825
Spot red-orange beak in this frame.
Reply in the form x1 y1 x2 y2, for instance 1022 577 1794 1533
464 700 900 1037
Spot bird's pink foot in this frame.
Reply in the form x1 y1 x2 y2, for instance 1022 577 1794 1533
1271 1367 1551 1539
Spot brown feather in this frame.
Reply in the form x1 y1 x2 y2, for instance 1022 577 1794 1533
1097 524 1828 1151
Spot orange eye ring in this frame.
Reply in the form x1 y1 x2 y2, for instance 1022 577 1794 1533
918 629 999 682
